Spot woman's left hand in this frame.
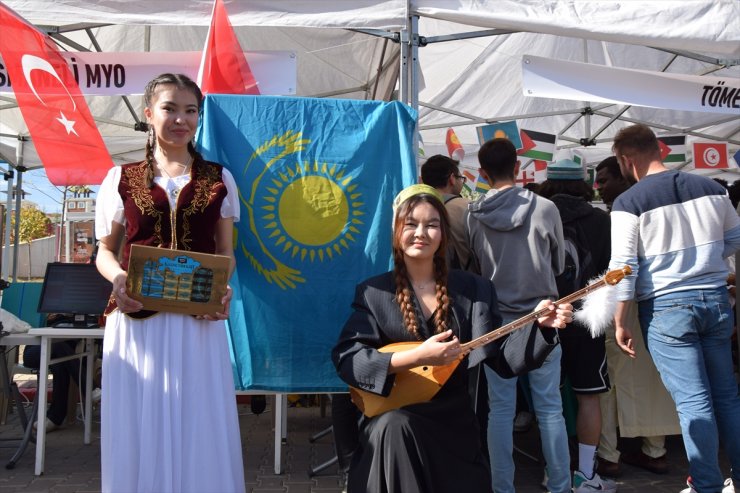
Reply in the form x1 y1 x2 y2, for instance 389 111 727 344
195 285 232 321
534 299 572 329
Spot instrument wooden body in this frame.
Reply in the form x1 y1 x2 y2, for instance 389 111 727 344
349 266 631 417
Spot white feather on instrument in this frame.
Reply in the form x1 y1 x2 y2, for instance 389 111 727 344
573 271 618 338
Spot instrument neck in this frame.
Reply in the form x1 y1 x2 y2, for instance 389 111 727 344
459 277 608 353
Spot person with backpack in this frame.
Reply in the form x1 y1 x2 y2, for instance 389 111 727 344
466 139 571 493
539 159 616 492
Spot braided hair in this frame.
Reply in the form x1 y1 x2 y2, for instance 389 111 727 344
391 194 451 339
142 73 204 188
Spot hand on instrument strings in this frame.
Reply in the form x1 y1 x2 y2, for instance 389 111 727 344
615 324 636 359
112 272 143 313
535 300 572 329
416 329 462 366
195 285 232 322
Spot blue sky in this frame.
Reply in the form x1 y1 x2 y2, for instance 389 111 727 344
2 167 98 215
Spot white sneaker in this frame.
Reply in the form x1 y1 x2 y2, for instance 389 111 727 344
680 478 737 493
32 417 60 433
573 470 617 493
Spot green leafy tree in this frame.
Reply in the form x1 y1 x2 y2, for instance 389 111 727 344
11 205 51 279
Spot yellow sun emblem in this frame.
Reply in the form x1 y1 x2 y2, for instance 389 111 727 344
238 130 365 289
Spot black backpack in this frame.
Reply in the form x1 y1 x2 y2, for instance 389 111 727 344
555 220 595 305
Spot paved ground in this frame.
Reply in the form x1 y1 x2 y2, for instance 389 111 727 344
0 395 733 493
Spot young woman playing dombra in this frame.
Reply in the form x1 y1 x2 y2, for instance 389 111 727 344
332 184 572 493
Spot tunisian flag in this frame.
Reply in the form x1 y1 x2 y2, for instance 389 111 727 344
0 4 112 185
197 0 260 95
693 142 729 169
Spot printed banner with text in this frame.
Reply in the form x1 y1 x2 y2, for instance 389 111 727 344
197 94 417 391
522 55 740 115
0 51 296 96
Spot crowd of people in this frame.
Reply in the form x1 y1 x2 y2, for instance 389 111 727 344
332 125 740 493
78 70 737 493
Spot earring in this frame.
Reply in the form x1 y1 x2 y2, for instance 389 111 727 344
148 127 155 148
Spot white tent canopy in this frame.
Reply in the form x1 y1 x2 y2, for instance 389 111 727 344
1 0 739 178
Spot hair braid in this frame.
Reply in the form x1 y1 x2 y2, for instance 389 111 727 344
432 255 450 334
393 250 421 340
144 127 155 188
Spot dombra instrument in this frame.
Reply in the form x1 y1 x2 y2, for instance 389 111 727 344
350 266 631 417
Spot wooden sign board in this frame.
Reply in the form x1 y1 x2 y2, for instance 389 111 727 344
126 245 231 315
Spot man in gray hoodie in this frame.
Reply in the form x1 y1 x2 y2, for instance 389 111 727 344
466 138 571 493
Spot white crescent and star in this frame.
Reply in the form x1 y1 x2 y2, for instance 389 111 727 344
21 54 79 136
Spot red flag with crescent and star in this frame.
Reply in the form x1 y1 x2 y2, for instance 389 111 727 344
197 0 260 95
0 3 112 185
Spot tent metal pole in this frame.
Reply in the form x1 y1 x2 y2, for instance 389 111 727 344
399 28 409 104
410 15 419 113
590 110 740 146
12 140 23 281
2 168 13 280
419 107 584 131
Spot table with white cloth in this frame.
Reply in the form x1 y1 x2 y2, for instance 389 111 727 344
26 328 104 475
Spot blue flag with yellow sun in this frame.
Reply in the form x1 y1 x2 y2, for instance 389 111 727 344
197 95 417 391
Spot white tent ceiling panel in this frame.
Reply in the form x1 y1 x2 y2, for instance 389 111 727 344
417 30 739 156
414 0 740 57
5 1 408 29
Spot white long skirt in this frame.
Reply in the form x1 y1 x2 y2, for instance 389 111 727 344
100 311 245 493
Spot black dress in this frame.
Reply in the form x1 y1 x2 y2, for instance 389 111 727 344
332 270 558 493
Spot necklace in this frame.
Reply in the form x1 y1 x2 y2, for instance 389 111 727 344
157 154 193 179
157 154 193 200
412 280 434 290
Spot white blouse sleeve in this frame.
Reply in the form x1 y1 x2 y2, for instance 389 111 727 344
221 167 240 223
94 166 125 239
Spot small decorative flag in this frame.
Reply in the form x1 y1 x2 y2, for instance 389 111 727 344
533 159 548 183
657 135 687 163
572 150 587 168
586 168 595 188
197 0 260 95
734 149 740 168
515 169 535 187
445 128 465 161
475 174 491 194
476 121 523 149
518 129 556 162
693 142 728 169
461 168 477 194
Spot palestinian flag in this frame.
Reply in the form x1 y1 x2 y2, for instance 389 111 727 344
657 135 686 163
518 129 556 162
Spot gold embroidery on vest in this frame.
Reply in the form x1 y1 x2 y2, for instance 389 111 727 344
124 163 165 245
179 164 223 250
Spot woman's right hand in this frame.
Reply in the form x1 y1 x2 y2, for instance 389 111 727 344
111 272 143 313
415 329 461 366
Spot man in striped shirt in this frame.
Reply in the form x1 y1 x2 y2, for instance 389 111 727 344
609 124 740 493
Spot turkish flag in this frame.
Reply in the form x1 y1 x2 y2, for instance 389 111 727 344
197 0 260 95
0 4 112 185
693 142 728 169
445 128 464 161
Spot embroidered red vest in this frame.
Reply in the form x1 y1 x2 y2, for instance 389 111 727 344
105 157 228 317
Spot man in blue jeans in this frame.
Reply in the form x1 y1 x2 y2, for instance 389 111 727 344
609 124 740 493
466 138 573 493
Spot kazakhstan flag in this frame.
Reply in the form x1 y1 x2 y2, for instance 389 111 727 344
197 95 417 391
